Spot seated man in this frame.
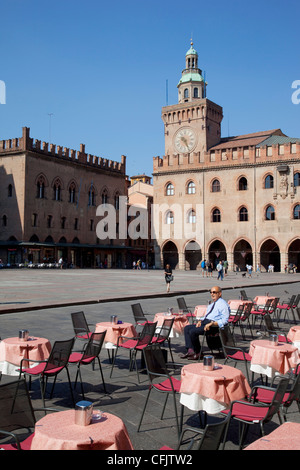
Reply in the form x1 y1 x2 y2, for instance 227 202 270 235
181 286 230 360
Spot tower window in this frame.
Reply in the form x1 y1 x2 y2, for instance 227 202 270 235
193 88 199 98
184 88 189 99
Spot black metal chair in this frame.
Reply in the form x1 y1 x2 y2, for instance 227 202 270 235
221 377 290 449
239 302 254 340
240 290 252 301
71 311 94 341
160 413 231 450
219 325 254 384
138 344 183 437
251 298 274 329
110 322 157 382
152 317 175 362
68 331 107 398
263 313 291 343
276 295 296 324
131 303 150 329
0 378 57 450
228 304 245 335
19 338 75 407
177 297 194 322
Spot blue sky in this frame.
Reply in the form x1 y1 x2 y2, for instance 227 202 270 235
1 0 299 179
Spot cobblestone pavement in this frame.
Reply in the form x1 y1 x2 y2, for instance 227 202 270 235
1 268 300 454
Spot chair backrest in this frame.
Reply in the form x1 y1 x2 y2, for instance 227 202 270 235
45 338 75 373
82 331 106 361
263 298 274 313
219 325 237 356
71 311 90 338
240 290 248 300
288 295 296 308
293 294 300 307
177 297 188 312
231 304 244 324
0 378 36 435
263 313 275 332
136 322 157 349
241 302 253 320
156 317 174 341
197 414 231 450
264 377 290 423
284 372 300 408
143 344 168 382
270 297 279 311
131 303 147 323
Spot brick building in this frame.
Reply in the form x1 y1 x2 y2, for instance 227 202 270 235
152 42 300 272
0 127 128 268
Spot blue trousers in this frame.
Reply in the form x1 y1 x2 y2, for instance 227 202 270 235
183 319 211 354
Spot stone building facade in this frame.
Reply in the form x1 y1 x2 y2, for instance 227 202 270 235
152 42 300 272
0 127 128 268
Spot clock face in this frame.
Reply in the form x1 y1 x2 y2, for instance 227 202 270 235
174 127 197 153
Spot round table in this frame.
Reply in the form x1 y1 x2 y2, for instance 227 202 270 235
95 322 137 349
30 409 133 450
227 299 252 314
0 337 51 376
153 313 189 337
287 325 300 351
253 296 275 309
245 422 300 450
179 362 251 414
249 339 300 378
193 305 207 318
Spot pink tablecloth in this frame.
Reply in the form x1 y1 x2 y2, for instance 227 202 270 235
30 409 134 450
249 339 299 375
245 422 300 450
0 337 51 374
287 325 300 343
227 299 252 312
154 313 189 335
95 322 137 345
253 296 275 307
193 305 207 317
180 363 250 406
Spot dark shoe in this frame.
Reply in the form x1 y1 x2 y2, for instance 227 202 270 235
188 353 200 360
180 350 194 359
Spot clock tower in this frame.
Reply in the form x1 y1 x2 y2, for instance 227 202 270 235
162 41 223 156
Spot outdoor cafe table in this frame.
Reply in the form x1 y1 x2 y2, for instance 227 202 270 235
30 409 134 450
179 362 251 415
153 312 189 337
95 322 137 350
0 336 51 376
244 422 300 450
253 295 275 309
287 325 300 351
249 339 300 379
193 305 207 318
227 299 252 314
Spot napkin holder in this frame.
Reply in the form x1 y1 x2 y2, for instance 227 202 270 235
75 400 93 426
111 315 118 324
19 330 29 342
269 334 278 346
203 355 214 371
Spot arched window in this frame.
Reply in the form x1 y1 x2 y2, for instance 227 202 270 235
193 88 199 98
239 207 248 221
68 183 76 204
166 211 174 224
293 204 300 219
187 181 196 194
166 183 174 196
53 180 61 201
101 190 108 205
238 177 248 190
37 177 45 199
265 205 275 220
114 192 120 210
184 88 189 99
212 179 221 192
264 174 274 189
187 209 196 224
212 208 221 223
294 172 300 187
88 187 96 206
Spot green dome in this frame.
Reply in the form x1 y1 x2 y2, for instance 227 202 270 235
186 43 198 56
178 71 204 86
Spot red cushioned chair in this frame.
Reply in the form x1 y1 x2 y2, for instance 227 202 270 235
263 313 292 343
0 378 57 450
19 338 75 407
177 297 195 323
239 302 254 340
228 304 245 335
71 311 94 341
152 317 175 362
251 298 274 329
250 371 300 422
138 344 183 437
219 324 255 385
68 331 107 398
221 377 289 449
110 321 157 383
160 413 231 450
276 295 296 324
